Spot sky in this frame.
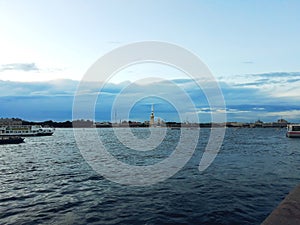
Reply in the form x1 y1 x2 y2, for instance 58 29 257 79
0 0 300 122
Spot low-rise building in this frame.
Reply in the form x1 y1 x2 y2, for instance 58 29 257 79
0 118 22 126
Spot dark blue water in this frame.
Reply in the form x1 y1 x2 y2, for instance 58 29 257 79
1 128 300 224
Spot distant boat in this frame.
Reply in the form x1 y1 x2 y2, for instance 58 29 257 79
0 125 54 137
286 124 300 138
0 136 24 145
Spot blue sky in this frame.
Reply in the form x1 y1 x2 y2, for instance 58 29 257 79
0 0 300 122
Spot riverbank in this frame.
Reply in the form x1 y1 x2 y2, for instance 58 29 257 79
262 184 300 225
0 118 290 128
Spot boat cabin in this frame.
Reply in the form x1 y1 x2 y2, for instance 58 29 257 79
286 124 300 138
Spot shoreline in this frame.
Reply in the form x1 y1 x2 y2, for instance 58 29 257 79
0 118 291 128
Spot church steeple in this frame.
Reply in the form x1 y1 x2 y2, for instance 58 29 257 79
150 104 155 127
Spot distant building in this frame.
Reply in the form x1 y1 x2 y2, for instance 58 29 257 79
72 119 94 128
270 118 289 128
226 122 244 127
277 118 288 124
0 118 22 126
253 119 263 127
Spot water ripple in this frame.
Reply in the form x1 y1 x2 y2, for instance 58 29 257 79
0 128 300 224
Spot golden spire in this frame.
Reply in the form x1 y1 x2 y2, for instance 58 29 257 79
150 104 155 127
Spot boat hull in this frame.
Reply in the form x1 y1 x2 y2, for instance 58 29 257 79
0 132 53 137
286 131 300 138
0 136 24 145
35 132 54 136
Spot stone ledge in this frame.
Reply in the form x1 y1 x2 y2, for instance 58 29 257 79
262 184 300 225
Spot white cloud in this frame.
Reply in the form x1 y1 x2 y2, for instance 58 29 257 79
265 110 300 119
0 63 39 72
197 108 250 114
0 79 78 96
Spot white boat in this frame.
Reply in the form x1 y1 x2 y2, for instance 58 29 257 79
0 125 54 137
286 124 300 138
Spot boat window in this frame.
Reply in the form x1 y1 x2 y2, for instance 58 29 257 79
292 126 300 131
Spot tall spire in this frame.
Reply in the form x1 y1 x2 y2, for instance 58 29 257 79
150 104 155 127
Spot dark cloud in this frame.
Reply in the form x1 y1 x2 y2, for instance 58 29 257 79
0 63 39 72
0 73 300 122
0 95 73 121
286 78 300 83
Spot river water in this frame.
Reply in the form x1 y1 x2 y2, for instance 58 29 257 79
1 128 300 224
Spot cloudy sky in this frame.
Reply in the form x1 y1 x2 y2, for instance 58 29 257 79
0 0 300 122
